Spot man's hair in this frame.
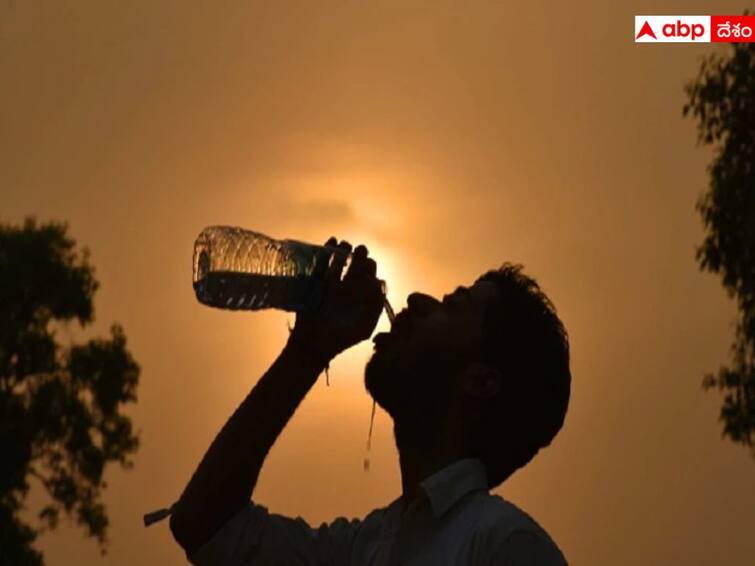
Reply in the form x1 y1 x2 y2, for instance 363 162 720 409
476 263 571 487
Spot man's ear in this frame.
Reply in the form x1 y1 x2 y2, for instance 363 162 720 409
458 362 501 400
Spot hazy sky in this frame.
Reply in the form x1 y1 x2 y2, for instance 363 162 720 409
2 2 754 565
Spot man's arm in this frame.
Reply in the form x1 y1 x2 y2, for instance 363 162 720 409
169 241 384 557
169 337 327 556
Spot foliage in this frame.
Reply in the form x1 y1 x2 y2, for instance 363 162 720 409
683 38 755 454
0 218 140 564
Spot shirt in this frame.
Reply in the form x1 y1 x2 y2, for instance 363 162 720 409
189 458 567 566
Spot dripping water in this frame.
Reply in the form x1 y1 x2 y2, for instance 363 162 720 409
364 296 396 471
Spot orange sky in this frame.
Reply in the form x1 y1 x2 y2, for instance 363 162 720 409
2 2 755 565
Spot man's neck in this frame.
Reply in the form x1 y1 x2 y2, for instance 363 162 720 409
394 420 466 511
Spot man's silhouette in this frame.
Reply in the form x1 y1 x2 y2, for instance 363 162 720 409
170 239 570 565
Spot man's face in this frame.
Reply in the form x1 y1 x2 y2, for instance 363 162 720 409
365 279 500 417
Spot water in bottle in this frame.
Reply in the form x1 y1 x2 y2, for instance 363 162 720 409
192 226 347 312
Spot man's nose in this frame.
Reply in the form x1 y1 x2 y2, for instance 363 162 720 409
407 292 441 315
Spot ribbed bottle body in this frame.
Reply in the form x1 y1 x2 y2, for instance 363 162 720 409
192 226 343 312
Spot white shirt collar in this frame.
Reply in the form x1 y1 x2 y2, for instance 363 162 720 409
418 458 489 518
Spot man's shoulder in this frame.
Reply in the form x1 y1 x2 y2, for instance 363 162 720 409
475 492 547 532
471 492 566 563
355 499 395 531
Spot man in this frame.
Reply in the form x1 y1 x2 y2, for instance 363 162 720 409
170 239 571 565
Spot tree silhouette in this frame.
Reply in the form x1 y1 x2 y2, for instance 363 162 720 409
683 38 755 456
0 218 140 565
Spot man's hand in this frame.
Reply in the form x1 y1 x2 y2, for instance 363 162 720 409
290 239 385 364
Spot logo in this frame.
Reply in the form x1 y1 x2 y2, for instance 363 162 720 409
635 21 657 40
635 15 755 43
635 16 710 42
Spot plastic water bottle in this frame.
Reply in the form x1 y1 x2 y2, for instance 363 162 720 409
192 226 351 312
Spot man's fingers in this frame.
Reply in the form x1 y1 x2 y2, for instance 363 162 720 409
346 244 377 280
353 244 367 259
362 257 378 279
312 237 340 279
325 240 352 284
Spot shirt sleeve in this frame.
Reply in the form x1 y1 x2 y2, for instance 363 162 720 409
188 502 362 566
490 529 568 566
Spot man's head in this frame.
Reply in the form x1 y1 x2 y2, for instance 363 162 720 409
365 264 570 487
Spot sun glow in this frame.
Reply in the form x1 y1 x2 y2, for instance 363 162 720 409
324 227 413 390
276 167 422 381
